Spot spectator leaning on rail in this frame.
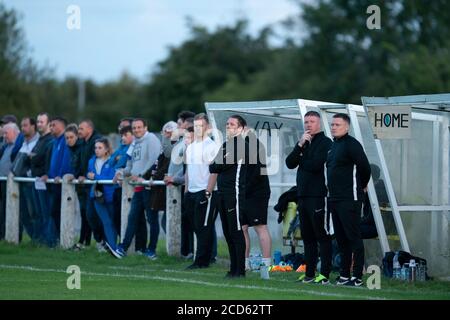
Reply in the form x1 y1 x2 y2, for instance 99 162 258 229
113 118 161 259
110 124 134 235
0 122 20 240
13 117 40 242
326 113 371 287
45 116 72 247
166 110 195 259
147 121 177 234
77 119 106 252
65 124 92 250
0 115 24 163
87 138 122 258
29 113 53 245
285 110 333 284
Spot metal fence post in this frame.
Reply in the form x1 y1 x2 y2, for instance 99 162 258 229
166 184 182 257
60 174 78 249
121 178 134 253
5 173 20 244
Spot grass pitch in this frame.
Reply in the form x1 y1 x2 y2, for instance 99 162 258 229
0 240 449 300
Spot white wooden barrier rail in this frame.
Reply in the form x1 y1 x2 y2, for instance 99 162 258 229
0 173 182 256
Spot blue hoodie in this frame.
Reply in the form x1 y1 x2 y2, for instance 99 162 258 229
87 155 115 203
48 134 72 178
110 143 130 170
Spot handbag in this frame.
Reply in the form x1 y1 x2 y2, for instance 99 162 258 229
94 183 105 204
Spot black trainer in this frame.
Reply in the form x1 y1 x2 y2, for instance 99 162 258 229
345 277 363 287
336 276 351 285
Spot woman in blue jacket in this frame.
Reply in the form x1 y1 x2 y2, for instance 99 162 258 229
87 138 122 258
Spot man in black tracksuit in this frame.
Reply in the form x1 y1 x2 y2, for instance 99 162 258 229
327 113 371 287
210 115 248 278
286 111 333 284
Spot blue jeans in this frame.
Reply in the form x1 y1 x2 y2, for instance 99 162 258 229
146 208 160 252
19 182 38 241
122 190 156 251
32 187 51 245
94 201 118 250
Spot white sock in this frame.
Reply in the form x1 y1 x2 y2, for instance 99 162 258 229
262 258 272 266
245 258 251 270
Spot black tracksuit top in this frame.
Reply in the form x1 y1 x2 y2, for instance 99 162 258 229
285 131 332 198
326 133 371 201
209 135 247 196
245 133 270 199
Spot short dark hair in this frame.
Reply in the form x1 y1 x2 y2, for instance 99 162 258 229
194 113 209 123
178 111 195 122
185 126 194 133
185 117 194 127
304 111 321 118
80 119 95 129
65 124 78 135
230 114 247 128
333 113 350 125
118 117 134 127
51 116 68 127
21 117 36 127
119 125 132 136
37 112 50 124
132 118 147 127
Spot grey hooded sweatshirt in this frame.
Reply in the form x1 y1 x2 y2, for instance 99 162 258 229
124 131 161 177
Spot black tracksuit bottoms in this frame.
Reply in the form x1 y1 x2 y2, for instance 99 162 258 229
217 192 246 276
184 190 217 267
298 197 332 278
329 200 364 279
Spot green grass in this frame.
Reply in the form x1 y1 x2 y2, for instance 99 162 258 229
0 240 449 300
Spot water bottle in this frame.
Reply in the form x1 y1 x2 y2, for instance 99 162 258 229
393 252 401 279
409 259 416 282
402 263 410 281
260 264 270 280
273 250 282 265
254 254 262 271
418 261 426 281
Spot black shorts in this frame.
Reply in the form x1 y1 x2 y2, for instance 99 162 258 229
242 197 269 226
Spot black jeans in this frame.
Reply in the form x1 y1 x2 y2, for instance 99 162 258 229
329 200 365 279
298 197 332 278
76 189 92 245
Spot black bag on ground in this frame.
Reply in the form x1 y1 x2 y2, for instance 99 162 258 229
382 250 429 279
282 253 305 270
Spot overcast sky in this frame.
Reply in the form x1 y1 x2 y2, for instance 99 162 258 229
4 0 299 83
